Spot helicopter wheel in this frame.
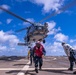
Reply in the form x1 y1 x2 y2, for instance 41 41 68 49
43 39 45 43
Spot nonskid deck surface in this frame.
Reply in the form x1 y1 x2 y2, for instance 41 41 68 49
0 56 76 75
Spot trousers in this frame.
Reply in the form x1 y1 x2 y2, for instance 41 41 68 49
69 56 75 70
34 56 43 69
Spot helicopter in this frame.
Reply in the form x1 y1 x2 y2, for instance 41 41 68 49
0 7 49 46
16 22 49 45
0 0 76 46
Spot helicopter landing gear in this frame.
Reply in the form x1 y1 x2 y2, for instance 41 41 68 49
43 39 45 43
38 39 45 43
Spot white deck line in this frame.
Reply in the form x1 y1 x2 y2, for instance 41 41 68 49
0 68 21 70
0 67 76 71
28 68 76 70
17 61 30 75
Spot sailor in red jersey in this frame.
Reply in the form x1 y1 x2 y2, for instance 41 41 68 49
33 41 46 73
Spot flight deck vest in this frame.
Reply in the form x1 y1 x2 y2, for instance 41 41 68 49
34 45 43 57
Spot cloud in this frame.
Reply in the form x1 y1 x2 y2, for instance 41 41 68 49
54 33 68 42
6 19 12 24
0 30 29 55
30 0 64 13
23 18 35 26
0 5 10 13
5 30 15 35
48 21 56 30
64 10 73 15
47 21 61 35
70 39 76 43
0 30 19 50
50 42 62 52
0 4 10 10
73 44 76 50
45 41 65 56
0 45 7 51
0 22 2 25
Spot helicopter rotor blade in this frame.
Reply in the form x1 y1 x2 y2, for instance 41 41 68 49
0 6 34 24
15 27 28 32
39 0 76 23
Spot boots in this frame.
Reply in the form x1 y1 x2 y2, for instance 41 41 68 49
35 68 38 73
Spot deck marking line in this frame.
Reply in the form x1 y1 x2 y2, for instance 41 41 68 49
0 67 76 71
28 68 76 70
0 68 21 70
17 61 30 75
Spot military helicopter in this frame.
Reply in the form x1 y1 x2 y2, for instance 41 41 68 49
16 22 49 45
0 0 76 46
0 7 49 46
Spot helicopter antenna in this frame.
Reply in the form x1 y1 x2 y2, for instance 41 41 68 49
0 6 34 24
39 0 76 23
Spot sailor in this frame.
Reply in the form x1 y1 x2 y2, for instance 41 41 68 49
33 42 46 73
62 42 76 71
28 47 34 66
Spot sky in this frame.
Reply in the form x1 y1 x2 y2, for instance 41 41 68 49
0 0 76 56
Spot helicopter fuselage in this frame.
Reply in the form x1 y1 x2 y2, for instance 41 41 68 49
26 23 49 42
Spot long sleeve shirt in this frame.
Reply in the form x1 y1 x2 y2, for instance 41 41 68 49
63 44 75 57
